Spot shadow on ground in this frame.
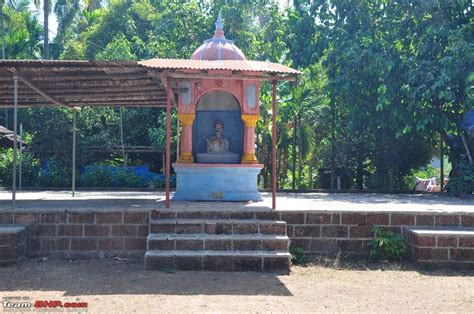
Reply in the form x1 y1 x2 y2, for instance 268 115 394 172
0 259 292 296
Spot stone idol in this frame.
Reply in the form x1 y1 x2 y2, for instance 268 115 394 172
198 120 239 163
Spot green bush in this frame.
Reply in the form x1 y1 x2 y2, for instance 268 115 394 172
79 165 153 188
37 161 72 187
79 165 114 187
446 161 474 195
0 148 40 187
290 246 305 264
368 227 406 261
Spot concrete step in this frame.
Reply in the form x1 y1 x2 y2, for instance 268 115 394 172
149 219 287 235
147 233 289 251
0 225 27 266
151 209 280 220
145 250 291 272
407 227 474 269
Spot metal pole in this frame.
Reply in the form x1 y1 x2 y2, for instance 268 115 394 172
72 110 76 197
271 80 277 209
119 107 125 167
19 123 22 191
165 79 171 208
176 117 180 162
12 76 17 206
440 136 444 192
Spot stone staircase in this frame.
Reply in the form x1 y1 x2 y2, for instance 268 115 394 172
145 208 291 272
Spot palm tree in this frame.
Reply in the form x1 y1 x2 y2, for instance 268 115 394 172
286 77 329 190
34 0 98 59
33 0 51 59
1 0 4 59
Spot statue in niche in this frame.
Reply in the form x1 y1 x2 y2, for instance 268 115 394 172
206 120 230 153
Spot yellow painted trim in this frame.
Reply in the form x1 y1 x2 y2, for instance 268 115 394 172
177 113 196 126
241 153 258 164
178 152 194 163
241 114 260 127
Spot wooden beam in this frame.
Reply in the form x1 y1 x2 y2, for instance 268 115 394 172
149 70 179 106
8 69 71 109
0 102 167 108
5 86 165 95
22 73 152 81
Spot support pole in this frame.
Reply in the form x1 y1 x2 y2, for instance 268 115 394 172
120 107 126 167
72 110 76 197
440 136 444 192
19 123 22 191
12 76 17 206
176 117 180 162
271 80 277 209
165 78 171 208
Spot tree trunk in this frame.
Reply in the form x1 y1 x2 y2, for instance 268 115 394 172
43 0 49 59
356 155 363 189
330 98 336 189
278 144 283 188
297 116 302 190
292 115 297 192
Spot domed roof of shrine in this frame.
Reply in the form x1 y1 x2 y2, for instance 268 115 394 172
190 13 246 61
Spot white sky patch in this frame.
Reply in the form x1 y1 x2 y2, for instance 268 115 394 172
29 3 59 39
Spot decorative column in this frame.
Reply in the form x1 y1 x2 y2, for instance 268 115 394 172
177 113 195 163
241 114 260 164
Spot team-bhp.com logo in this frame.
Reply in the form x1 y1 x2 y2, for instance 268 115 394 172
2 296 88 311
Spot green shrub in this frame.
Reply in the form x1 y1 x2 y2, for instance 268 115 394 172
368 227 406 261
446 161 474 195
79 165 114 187
0 148 40 187
78 164 157 188
290 246 305 264
37 161 72 187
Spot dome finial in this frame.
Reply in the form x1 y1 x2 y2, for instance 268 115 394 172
215 11 223 30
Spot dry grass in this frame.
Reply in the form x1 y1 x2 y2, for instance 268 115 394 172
1 258 473 313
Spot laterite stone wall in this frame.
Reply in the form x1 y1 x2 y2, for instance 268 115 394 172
281 211 474 255
0 210 473 259
0 211 149 259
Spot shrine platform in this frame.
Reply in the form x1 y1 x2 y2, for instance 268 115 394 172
0 191 472 270
1 190 472 213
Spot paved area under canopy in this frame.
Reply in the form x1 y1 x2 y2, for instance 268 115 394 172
0 191 472 213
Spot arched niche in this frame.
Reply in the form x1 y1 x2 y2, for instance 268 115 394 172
193 91 244 162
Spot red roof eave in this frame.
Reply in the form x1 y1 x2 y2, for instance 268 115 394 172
138 58 300 79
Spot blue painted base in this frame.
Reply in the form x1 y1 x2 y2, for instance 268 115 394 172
172 164 263 202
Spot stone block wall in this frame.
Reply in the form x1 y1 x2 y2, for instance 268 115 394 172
281 211 474 255
0 210 473 260
406 228 474 268
0 225 27 265
0 212 149 259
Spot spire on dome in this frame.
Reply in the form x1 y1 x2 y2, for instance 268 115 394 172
214 12 225 38
215 12 223 30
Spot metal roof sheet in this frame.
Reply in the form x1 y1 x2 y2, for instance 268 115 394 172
138 58 301 75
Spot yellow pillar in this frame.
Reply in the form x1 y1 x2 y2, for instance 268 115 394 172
177 113 195 163
241 114 260 164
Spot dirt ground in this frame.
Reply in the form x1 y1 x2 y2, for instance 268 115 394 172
0 258 473 313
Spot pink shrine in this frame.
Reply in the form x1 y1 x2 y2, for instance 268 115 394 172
172 14 265 201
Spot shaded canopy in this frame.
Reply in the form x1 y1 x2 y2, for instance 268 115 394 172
0 59 299 109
